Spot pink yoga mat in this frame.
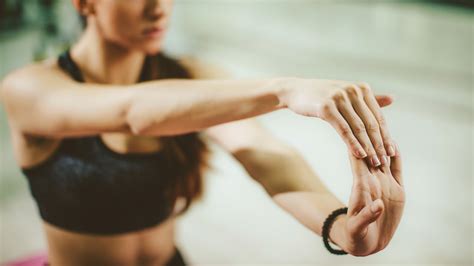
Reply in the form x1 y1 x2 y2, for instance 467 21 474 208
3 252 48 266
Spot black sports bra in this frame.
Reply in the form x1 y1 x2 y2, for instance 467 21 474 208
21 50 182 235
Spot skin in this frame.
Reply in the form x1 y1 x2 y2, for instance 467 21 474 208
0 0 405 264
343 141 405 256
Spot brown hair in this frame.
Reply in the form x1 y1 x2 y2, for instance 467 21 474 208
78 14 212 215
140 53 213 215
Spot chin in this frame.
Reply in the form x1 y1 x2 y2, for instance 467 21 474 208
141 42 164 55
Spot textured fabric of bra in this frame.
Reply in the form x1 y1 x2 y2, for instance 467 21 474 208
21 50 179 235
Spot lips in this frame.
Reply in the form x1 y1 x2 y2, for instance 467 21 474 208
142 26 165 37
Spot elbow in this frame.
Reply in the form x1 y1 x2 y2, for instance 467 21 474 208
124 89 163 136
121 90 146 135
125 97 167 136
125 102 149 135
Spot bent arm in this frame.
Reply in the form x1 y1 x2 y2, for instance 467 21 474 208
0 62 286 138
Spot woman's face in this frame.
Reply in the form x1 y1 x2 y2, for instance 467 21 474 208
75 0 174 54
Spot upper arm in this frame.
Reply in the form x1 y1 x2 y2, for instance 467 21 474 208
0 62 134 138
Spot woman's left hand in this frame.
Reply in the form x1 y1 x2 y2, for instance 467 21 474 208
341 141 405 256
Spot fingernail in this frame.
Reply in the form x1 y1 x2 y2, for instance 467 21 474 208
371 155 381 166
358 149 367 157
394 142 400 155
387 145 395 156
380 155 388 165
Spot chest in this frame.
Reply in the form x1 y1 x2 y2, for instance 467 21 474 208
98 133 163 155
13 131 163 169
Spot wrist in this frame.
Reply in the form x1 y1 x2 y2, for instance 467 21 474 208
329 213 348 251
269 77 299 110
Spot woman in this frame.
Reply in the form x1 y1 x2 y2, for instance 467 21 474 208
0 0 405 265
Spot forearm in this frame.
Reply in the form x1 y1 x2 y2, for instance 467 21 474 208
126 78 287 136
234 142 347 249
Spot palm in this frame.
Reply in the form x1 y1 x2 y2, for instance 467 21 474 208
343 144 405 256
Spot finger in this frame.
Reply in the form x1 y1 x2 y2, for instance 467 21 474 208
347 199 384 240
359 83 397 158
348 147 370 178
390 141 403 186
375 94 394 108
338 101 381 167
323 102 368 159
344 86 387 167
381 155 391 174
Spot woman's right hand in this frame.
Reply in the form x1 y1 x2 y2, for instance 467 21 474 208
278 78 396 167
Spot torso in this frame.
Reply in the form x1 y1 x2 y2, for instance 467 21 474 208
10 131 181 266
16 132 184 265
8 57 192 265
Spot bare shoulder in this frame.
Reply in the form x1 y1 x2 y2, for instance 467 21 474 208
177 55 233 79
1 58 58 124
0 58 65 168
0 57 67 102
1 59 65 133
0 57 72 120
2 57 60 84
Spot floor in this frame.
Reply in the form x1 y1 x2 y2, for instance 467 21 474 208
0 1 472 265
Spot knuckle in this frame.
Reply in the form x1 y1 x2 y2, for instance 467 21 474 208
377 115 387 127
359 81 371 89
375 143 386 153
339 125 352 136
366 122 379 132
353 123 366 134
345 85 360 97
332 91 347 102
321 101 335 116
359 83 372 94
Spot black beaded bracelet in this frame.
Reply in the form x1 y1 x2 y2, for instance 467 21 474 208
322 207 348 255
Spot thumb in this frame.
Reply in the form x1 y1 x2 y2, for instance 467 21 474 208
375 94 394 108
348 199 384 239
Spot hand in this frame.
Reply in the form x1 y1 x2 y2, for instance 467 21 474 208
341 141 405 256
279 78 396 167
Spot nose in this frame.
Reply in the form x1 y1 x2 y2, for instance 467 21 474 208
145 0 165 21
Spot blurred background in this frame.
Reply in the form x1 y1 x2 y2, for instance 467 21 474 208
0 0 472 265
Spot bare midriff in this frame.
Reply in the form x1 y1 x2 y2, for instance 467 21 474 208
43 217 178 266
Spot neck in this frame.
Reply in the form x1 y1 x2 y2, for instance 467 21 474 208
70 24 146 85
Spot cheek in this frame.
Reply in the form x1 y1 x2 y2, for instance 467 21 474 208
96 5 143 45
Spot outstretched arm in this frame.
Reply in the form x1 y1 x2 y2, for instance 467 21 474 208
204 117 404 256
203 118 348 249
0 59 284 138
198 58 405 256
